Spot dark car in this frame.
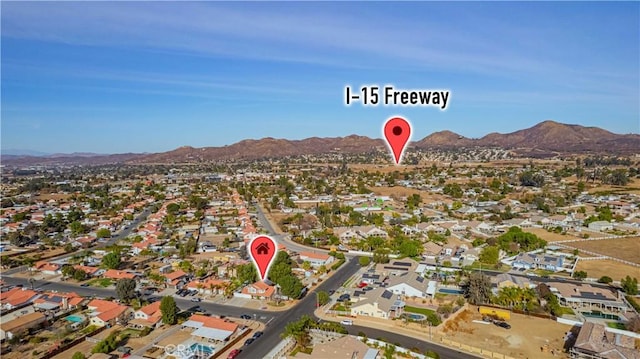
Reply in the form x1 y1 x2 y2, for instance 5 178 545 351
243 338 255 346
252 331 263 339
494 321 511 329
240 314 251 320
80 283 90 287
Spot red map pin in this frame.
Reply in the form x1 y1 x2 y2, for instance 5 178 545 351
249 235 278 281
383 117 412 165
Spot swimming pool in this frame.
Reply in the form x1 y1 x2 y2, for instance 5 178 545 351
65 315 85 323
405 313 427 321
581 311 620 320
438 288 463 295
190 343 214 355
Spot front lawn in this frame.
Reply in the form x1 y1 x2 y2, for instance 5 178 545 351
88 278 113 287
606 322 626 330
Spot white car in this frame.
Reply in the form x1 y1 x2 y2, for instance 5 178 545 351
340 319 353 326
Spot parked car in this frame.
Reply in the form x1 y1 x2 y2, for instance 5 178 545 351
227 349 241 359
243 338 255 346
494 321 511 329
340 319 353 325
191 297 201 302
252 331 263 339
240 314 252 320
80 283 90 287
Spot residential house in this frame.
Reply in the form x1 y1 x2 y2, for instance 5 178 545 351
34 261 61 276
103 269 138 280
181 314 239 343
375 258 420 276
0 312 47 340
87 299 132 327
186 278 229 296
238 281 275 300
588 221 614 232
74 265 104 277
288 335 380 359
130 301 163 329
33 292 84 313
299 252 335 268
570 322 638 359
386 272 430 298
546 282 628 313
491 273 532 290
350 288 405 319
332 227 359 242
163 270 188 288
1 288 40 310
512 252 564 272
422 242 443 257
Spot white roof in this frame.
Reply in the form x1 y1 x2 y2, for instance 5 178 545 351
426 281 437 296
192 327 233 341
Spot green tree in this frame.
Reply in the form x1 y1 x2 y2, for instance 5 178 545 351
115 278 137 302
621 276 639 295
359 256 371 266
167 203 180 215
479 246 499 265
281 315 313 348
597 276 613 284
279 274 304 299
317 291 330 306
573 271 587 280
73 269 88 281
463 272 492 305
72 352 86 359
102 252 121 269
237 264 258 284
373 249 390 264
64 242 75 253
160 296 178 325
96 228 111 239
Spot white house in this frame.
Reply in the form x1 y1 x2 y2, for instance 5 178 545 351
588 221 613 232
386 272 430 298
299 252 335 268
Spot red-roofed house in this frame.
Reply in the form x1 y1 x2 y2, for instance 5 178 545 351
239 281 275 300
74 265 104 277
299 251 335 268
186 278 230 296
163 270 188 288
182 314 239 343
103 269 137 280
1 288 40 310
130 301 163 329
33 292 85 313
34 261 61 275
87 299 132 327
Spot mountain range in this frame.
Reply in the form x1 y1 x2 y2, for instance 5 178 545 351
3 121 639 166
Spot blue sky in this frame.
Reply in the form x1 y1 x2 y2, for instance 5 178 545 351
2 1 639 154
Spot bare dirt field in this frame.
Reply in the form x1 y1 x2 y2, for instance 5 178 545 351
35 193 72 202
370 186 447 203
565 237 640 264
524 228 583 243
442 307 571 359
574 259 640 280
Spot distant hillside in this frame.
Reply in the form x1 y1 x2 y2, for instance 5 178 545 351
131 135 385 163
2 121 638 166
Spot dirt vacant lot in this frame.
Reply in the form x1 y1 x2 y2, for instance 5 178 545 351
442 307 572 359
524 228 583 243
566 237 640 264
575 259 640 280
